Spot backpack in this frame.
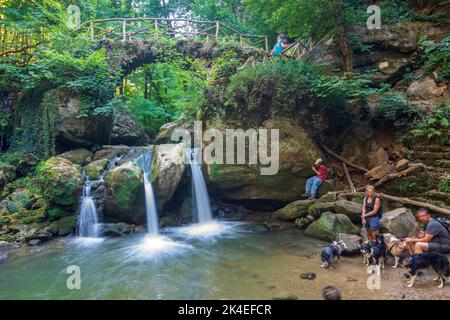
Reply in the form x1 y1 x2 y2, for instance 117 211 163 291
436 217 450 234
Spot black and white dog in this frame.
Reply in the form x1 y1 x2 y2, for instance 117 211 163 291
359 234 387 273
321 240 347 268
404 253 450 288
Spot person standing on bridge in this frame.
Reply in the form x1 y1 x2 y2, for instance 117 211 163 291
271 33 288 57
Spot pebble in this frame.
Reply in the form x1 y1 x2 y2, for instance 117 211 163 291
300 272 316 280
272 293 298 300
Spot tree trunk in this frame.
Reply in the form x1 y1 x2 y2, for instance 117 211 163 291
331 0 353 73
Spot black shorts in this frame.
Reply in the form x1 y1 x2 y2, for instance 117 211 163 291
428 242 450 254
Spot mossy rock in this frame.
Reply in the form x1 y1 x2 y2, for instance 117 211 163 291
305 212 359 242
49 216 76 236
85 159 109 180
38 156 83 207
0 163 16 186
4 188 35 213
307 202 336 219
58 148 93 166
274 199 316 221
104 161 145 224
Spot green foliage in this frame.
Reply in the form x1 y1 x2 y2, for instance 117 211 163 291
439 179 450 194
222 60 377 119
419 36 450 81
374 92 420 128
403 104 450 146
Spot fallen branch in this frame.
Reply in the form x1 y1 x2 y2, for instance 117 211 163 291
378 193 450 216
331 191 450 216
321 144 368 172
342 162 356 193
372 163 425 188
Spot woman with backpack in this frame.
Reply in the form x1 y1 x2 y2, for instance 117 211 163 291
361 185 382 243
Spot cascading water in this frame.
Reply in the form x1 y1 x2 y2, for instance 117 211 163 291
134 150 159 235
78 155 122 238
78 180 99 237
186 148 213 223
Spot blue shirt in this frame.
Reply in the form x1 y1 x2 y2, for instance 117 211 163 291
273 41 284 56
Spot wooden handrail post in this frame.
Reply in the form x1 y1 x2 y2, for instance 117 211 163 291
90 21 94 40
215 21 220 39
265 36 269 53
187 20 190 39
122 19 126 41
154 20 158 37
240 35 243 44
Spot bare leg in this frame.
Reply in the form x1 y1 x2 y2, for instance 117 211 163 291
415 242 429 254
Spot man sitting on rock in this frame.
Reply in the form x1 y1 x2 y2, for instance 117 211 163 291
302 158 328 200
406 208 450 254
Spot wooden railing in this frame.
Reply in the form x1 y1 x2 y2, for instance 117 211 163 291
79 18 269 52
280 36 332 60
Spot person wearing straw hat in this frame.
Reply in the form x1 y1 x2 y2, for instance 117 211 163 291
302 158 328 199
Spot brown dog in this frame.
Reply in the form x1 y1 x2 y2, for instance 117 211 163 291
383 233 409 268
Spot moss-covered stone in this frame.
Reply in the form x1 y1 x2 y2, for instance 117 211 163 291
104 161 144 224
274 199 316 221
38 156 83 207
305 212 358 242
4 188 35 213
0 163 16 187
85 159 109 180
49 216 76 236
59 148 93 166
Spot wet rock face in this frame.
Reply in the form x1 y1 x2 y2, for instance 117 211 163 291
151 143 186 210
103 161 145 224
204 116 330 203
53 90 113 150
111 109 149 146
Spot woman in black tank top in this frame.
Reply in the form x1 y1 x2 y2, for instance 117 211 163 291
362 185 381 242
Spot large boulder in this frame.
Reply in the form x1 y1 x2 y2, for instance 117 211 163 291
51 89 113 149
104 161 144 224
307 202 336 219
58 148 93 166
38 156 83 207
204 117 328 202
305 212 359 242
111 109 148 145
275 199 316 221
4 188 36 213
156 120 193 143
380 207 416 237
334 200 362 222
151 143 186 209
407 76 447 101
337 233 363 255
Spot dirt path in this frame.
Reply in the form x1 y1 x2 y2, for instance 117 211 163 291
272 254 450 300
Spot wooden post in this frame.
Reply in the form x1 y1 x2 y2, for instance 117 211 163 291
342 163 356 193
265 36 269 53
187 20 190 39
154 20 159 37
215 21 220 39
122 19 126 41
89 21 94 40
240 35 243 45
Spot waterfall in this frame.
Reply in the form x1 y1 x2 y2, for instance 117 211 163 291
186 148 213 223
78 181 99 237
78 155 122 238
134 150 159 235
